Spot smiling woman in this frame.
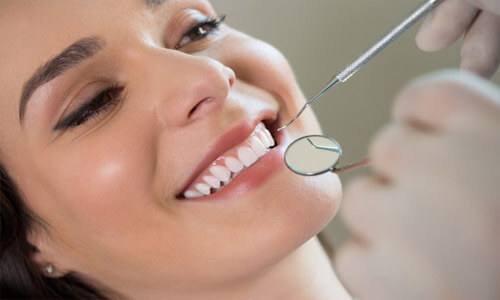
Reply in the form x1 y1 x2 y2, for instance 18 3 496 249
0 0 347 299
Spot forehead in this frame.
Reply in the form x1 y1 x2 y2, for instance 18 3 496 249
0 0 154 148
0 0 144 77
0 1 150 119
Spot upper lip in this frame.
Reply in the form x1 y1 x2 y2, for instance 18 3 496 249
176 110 279 197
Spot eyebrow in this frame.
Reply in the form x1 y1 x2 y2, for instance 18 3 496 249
19 1 169 124
143 0 169 10
19 36 106 124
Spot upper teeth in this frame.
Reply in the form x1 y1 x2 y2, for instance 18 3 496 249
182 122 275 199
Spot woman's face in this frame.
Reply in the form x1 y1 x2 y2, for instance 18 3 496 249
0 0 341 296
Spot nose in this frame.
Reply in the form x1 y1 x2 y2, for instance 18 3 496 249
138 50 236 128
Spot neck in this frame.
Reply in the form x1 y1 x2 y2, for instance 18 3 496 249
122 236 352 300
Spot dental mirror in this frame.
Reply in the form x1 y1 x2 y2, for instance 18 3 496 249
285 135 342 176
285 135 370 176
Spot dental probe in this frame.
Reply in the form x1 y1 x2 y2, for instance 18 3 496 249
277 0 443 132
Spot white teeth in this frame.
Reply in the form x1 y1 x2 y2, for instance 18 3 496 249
254 122 275 148
257 131 271 148
195 183 212 196
225 157 244 173
184 189 204 199
203 176 221 189
263 128 275 147
182 122 276 199
255 122 266 132
249 135 267 157
210 165 231 182
237 146 258 167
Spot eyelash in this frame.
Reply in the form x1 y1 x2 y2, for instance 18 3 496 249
55 84 124 130
174 15 226 50
55 15 226 131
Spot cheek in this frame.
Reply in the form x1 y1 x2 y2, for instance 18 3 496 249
212 30 322 134
51 124 159 239
214 30 303 107
233 40 295 91
270 170 342 245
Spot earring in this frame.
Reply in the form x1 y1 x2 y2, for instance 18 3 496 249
45 264 54 275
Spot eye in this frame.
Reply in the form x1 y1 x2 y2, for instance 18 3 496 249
54 84 124 131
174 15 226 50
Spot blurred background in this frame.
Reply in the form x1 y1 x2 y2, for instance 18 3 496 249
210 0 500 246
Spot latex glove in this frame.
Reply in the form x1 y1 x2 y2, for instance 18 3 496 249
416 0 500 78
336 70 500 300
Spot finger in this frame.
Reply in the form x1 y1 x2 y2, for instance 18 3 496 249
416 0 479 52
341 176 386 241
393 70 500 133
336 240 449 300
341 176 408 242
460 12 500 78
334 239 370 300
393 82 460 132
342 139 461 244
369 123 432 181
464 0 500 16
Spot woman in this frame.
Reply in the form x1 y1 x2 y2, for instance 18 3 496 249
2 1 499 299
0 0 350 299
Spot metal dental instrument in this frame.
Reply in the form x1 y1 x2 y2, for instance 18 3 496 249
277 0 443 132
284 135 371 176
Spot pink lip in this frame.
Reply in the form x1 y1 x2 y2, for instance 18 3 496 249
178 120 291 202
176 110 279 198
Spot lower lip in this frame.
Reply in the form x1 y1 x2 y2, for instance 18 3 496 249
179 129 292 203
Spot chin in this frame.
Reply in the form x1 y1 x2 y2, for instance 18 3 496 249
218 169 342 280
230 124 342 276
238 122 342 275
263 168 341 251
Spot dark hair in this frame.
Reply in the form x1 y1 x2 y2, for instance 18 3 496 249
0 164 108 299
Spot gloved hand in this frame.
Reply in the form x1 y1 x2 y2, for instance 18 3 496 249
336 70 500 300
416 0 500 78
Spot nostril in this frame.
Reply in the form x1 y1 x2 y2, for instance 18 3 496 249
188 97 214 118
188 105 198 118
225 66 236 89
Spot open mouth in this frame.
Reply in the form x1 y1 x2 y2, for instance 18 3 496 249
179 121 277 199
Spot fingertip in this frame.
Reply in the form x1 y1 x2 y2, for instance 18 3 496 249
393 70 464 132
393 70 500 134
392 84 418 122
460 12 500 79
343 176 382 203
405 69 500 104
392 82 441 133
342 176 387 229
415 0 479 52
415 18 447 52
415 34 438 52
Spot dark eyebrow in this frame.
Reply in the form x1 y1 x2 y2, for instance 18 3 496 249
19 36 105 124
143 0 169 10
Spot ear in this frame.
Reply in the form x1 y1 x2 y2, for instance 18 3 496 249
27 227 71 278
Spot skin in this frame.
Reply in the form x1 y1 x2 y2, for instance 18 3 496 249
0 0 348 299
336 0 500 296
